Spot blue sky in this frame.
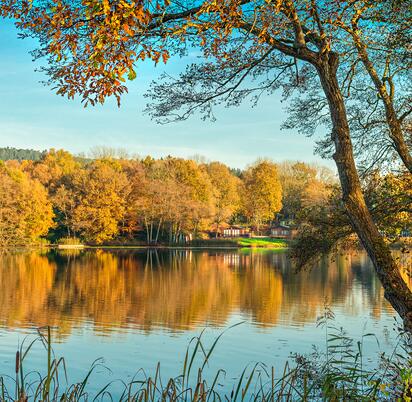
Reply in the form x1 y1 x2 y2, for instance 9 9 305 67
0 19 331 169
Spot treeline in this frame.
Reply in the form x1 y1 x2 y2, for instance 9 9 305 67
0 147 46 161
0 149 335 246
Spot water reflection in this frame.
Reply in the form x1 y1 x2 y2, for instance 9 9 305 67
0 249 409 338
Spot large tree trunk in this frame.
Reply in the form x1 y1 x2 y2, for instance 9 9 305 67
316 52 412 331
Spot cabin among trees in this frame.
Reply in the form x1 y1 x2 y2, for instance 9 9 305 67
270 224 298 239
209 224 251 238
221 225 251 238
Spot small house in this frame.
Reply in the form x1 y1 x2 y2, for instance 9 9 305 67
222 225 250 238
270 224 297 239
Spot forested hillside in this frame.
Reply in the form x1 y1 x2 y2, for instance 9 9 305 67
0 147 45 161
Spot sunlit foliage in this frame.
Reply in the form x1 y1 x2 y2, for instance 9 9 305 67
0 162 54 246
242 160 282 234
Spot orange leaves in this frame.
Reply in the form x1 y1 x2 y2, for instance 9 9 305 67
102 0 110 14
18 0 159 106
0 0 284 106
0 164 54 245
162 51 169 64
122 22 134 35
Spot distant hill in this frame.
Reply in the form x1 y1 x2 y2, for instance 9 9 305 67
0 147 46 161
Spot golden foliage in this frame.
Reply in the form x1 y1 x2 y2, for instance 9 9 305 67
242 160 282 232
0 162 54 246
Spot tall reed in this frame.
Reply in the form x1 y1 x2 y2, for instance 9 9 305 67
0 313 410 402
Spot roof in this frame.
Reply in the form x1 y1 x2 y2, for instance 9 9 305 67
271 224 291 230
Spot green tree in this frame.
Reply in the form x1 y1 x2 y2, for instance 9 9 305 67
292 170 412 270
0 147 45 161
365 171 412 239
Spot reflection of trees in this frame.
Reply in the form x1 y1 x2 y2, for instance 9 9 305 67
0 250 408 337
0 252 57 327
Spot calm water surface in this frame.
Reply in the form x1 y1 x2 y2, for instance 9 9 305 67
0 249 410 395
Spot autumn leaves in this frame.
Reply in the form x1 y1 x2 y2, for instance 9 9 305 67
0 151 287 245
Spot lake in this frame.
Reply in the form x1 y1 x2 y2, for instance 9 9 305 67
0 248 409 397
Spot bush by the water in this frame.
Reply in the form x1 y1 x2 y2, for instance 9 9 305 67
56 237 83 246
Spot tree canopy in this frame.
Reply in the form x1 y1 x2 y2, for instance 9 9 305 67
242 160 282 233
2 149 333 245
0 161 54 246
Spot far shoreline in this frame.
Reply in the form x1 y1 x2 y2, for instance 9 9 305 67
2 238 291 252
56 237 290 250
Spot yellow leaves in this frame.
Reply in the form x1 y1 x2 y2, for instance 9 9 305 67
102 0 110 15
242 161 283 226
0 164 54 245
67 160 130 243
127 67 137 80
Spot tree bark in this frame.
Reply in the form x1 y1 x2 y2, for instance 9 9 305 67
155 219 162 244
144 219 150 245
316 52 412 331
150 222 154 245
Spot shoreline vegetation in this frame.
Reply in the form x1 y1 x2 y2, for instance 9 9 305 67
2 311 411 402
8 236 410 251
54 237 289 250
1 147 409 259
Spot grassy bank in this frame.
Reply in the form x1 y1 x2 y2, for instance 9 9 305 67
190 237 288 249
236 237 287 248
2 312 411 401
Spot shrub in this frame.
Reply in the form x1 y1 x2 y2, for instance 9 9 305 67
56 237 82 246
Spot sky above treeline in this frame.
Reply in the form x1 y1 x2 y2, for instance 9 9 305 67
0 18 332 169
